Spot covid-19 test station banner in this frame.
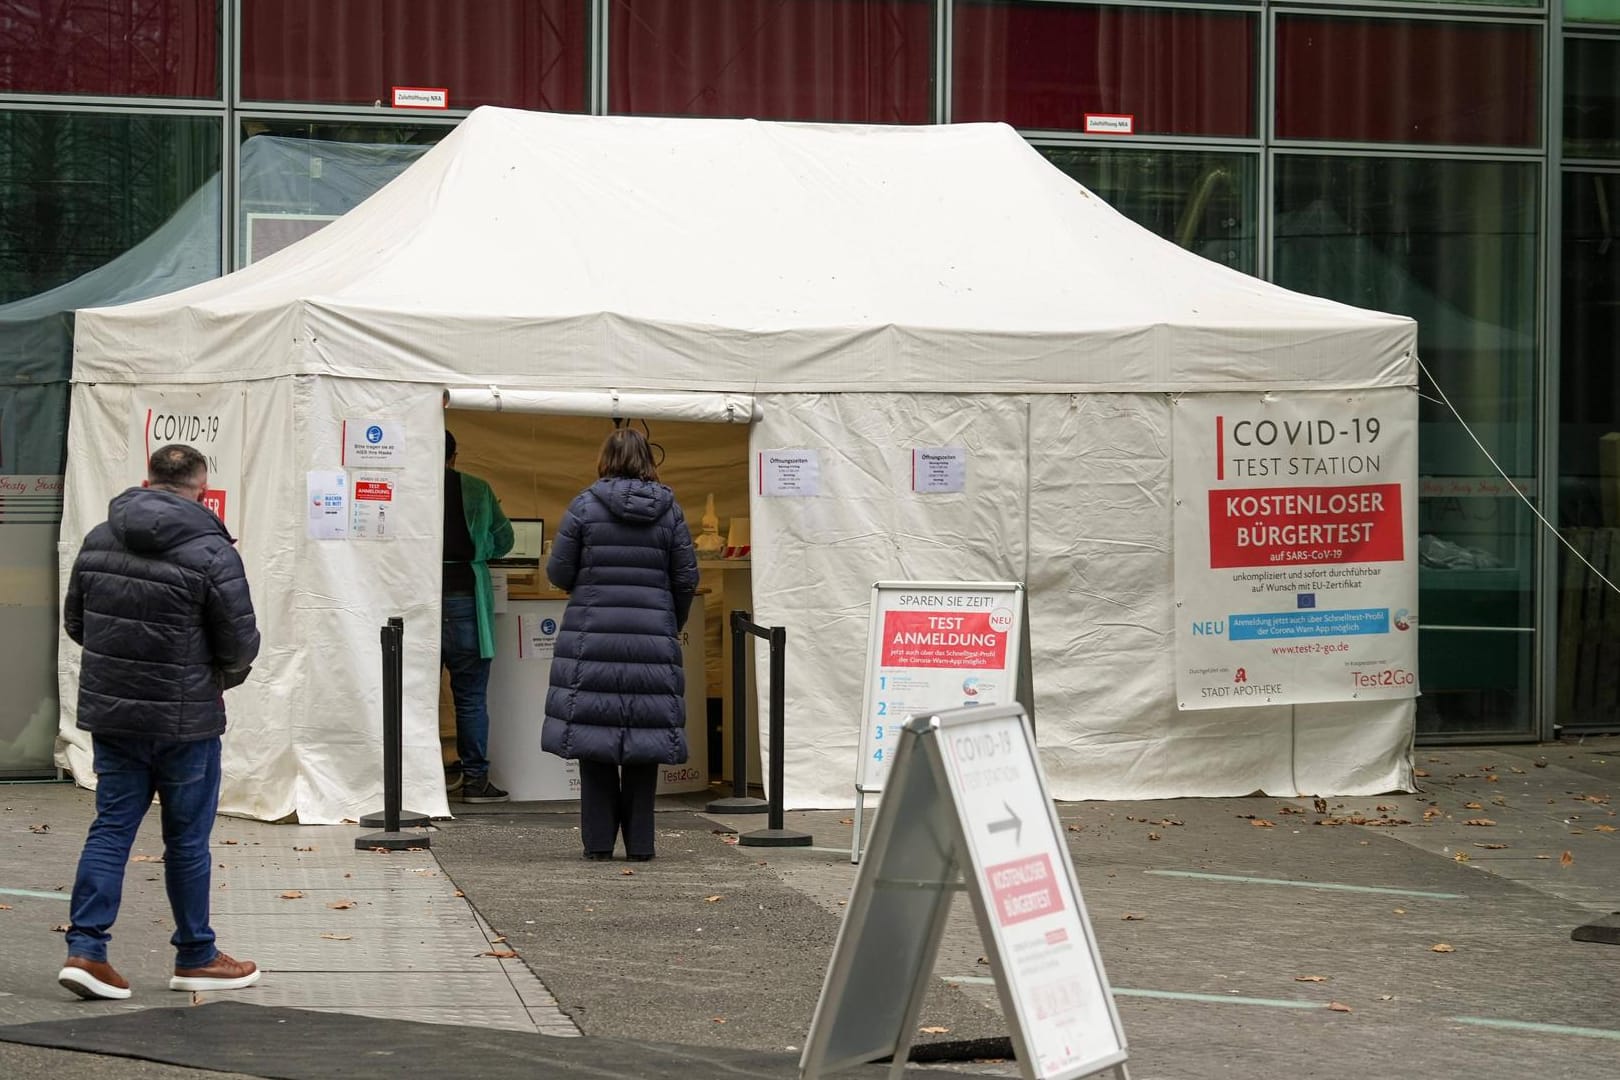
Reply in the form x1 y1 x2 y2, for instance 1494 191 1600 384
1172 390 1419 710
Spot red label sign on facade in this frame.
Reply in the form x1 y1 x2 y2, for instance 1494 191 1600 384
354 481 393 502
202 489 227 523
1207 483 1403 568
880 610 1007 669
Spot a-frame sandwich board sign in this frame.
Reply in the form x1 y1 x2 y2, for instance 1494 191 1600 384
802 704 1128 1080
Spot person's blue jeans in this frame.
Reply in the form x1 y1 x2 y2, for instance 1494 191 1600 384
442 592 492 781
67 734 221 968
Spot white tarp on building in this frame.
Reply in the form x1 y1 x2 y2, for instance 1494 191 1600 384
60 107 1418 823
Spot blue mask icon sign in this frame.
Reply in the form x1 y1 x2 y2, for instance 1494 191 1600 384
541 619 557 635
366 425 384 444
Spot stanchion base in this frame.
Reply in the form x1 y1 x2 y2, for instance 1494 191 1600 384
354 831 431 852
706 796 769 814
1572 913 1620 945
739 828 813 847
358 810 431 829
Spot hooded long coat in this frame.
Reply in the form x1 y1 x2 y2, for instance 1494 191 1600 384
542 478 699 765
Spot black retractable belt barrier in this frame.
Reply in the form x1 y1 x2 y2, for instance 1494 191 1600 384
705 610 769 815
357 617 430 851
716 611 811 848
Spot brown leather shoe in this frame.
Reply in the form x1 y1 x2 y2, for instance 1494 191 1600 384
59 956 132 1000
169 951 261 992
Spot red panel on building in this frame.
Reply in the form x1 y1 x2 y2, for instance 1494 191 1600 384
241 0 588 112
1276 16 1540 147
952 1 1256 137
609 0 933 123
0 1 218 97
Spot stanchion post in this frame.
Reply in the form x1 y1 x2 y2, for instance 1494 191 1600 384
740 623 811 847
358 618 429 851
707 610 768 814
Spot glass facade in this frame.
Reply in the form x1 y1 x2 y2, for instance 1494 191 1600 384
1 0 1614 766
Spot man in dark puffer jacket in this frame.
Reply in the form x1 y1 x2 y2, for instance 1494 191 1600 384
57 443 263 1001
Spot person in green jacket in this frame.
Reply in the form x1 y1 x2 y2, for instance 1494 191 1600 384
442 430 515 802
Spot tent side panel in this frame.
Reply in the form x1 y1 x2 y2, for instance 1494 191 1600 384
748 392 1033 810
55 379 303 822
289 377 451 824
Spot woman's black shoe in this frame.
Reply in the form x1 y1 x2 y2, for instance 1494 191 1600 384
625 853 654 862
583 851 613 861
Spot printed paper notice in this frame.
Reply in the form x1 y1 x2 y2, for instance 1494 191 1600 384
491 569 509 613
516 612 559 660
759 450 821 497
912 447 966 494
349 473 395 540
306 470 348 540
342 418 405 468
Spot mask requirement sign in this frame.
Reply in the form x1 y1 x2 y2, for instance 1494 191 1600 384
1172 390 1418 709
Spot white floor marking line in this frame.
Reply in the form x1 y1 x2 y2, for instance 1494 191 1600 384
944 977 1324 1009
0 886 71 901
1451 1017 1620 1041
1146 869 1465 900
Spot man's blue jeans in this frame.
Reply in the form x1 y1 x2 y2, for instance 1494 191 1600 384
442 592 492 781
67 734 221 968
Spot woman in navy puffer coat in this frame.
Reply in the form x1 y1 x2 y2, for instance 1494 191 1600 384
543 427 699 861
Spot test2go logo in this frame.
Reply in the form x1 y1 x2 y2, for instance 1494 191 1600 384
1352 668 1415 688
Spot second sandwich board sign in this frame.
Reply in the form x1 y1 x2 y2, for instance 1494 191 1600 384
803 703 1128 1080
852 580 1026 861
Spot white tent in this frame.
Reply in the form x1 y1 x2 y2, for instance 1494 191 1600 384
59 107 1418 823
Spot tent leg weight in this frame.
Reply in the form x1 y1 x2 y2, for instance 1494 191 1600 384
738 827 813 847
1572 913 1620 945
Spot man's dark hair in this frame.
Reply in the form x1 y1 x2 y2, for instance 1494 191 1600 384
445 429 457 463
148 444 208 492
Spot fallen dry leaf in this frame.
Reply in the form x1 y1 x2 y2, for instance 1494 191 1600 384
838 818 853 825
1464 802 1483 810
1594 824 1617 833
919 1026 950 1035
293 845 316 852
1147 833 1162 841
327 899 357 910
704 895 724 903
1560 850 1575 868
1453 851 1470 863
1473 843 1509 850
1535 854 1551 860
481 950 519 959
279 890 305 900
977 956 990 965
1065 824 1082 832
1392 908 1406 915
1464 819 1497 827
711 1016 727 1024
1121 913 1147 921
721 836 739 846
1510 767 1525 774
220 839 238 845
454 890 465 897
191 991 204 1006
491 936 507 943
51 923 68 932
319 933 352 941
1379 994 1395 1001
1327 1002 1353 1013
1423 807 1444 821
1250 819 1275 828
1430 943 1455 953
130 854 162 863
1376 804 1397 812
1486 775 1500 783
1313 797 1329 814
1413 769 1430 778
28 823 49 834
1294 975 1327 983
1278 806 1306 815
0 904 11 911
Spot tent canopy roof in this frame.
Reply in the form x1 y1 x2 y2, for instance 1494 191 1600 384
74 108 1415 392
